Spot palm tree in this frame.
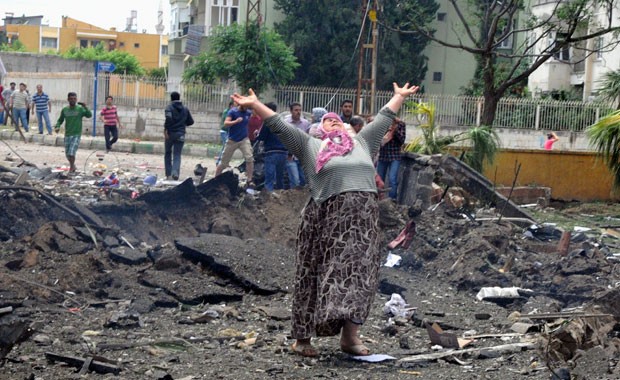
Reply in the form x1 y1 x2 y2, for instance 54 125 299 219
403 102 500 172
587 70 620 188
586 110 620 188
597 70 620 110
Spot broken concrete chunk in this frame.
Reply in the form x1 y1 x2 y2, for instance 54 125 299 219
108 247 148 265
103 235 120 248
0 317 36 359
105 310 143 329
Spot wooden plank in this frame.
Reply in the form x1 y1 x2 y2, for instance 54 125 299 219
45 352 121 375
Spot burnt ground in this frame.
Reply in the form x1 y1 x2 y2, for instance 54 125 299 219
1 147 620 379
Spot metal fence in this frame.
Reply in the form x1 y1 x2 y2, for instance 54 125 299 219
6 72 237 113
274 85 614 132
5 72 613 132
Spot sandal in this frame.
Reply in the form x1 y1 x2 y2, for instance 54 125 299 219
291 342 318 357
341 344 371 356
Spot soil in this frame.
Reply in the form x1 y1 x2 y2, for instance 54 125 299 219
1 139 619 380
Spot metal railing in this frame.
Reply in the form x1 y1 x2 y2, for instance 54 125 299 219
6 72 237 113
274 85 614 132
5 72 613 132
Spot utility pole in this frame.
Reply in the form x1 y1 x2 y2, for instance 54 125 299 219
356 0 379 116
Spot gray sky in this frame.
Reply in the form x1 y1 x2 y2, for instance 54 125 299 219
1 0 171 34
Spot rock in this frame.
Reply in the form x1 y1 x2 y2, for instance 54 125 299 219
33 334 51 345
108 247 149 265
102 235 120 248
21 250 38 268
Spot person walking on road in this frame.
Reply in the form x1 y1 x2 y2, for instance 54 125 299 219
55 92 92 173
31 84 53 135
2 82 15 126
164 91 194 180
100 96 123 152
10 83 29 132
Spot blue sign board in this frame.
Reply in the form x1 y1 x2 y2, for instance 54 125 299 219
97 61 116 72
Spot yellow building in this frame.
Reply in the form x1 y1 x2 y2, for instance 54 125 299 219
2 17 168 69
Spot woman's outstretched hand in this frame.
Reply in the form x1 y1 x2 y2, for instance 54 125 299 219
231 89 258 107
393 82 420 98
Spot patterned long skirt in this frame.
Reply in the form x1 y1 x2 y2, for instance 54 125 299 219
291 191 381 339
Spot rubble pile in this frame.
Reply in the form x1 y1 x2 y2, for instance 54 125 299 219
0 154 619 380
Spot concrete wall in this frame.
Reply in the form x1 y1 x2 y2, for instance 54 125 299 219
34 101 223 144
406 125 592 152
0 52 94 74
483 149 617 201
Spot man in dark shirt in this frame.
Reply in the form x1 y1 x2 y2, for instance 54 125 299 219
164 91 194 180
256 102 287 192
377 118 406 200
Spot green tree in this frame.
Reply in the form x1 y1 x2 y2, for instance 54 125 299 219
385 0 620 126
0 39 27 52
273 0 437 90
62 44 145 76
147 66 168 79
182 23 299 94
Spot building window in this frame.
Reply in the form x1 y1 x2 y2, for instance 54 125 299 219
161 45 168 55
433 72 442 82
119 42 125 47
497 19 516 49
80 39 88 48
437 12 446 21
596 37 604 59
134 43 140 48
211 0 239 29
553 32 570 61
41 37 57 48
91 40 100 47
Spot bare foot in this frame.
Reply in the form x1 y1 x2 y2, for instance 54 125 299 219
291 340 318 357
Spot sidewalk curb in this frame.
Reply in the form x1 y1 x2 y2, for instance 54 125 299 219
0 129 233 159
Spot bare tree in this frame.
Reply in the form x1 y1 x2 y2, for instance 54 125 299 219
381 0 620 126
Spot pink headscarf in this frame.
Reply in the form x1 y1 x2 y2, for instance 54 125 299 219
315 113 354 173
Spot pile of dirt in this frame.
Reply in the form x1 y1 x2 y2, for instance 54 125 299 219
0 161 619 379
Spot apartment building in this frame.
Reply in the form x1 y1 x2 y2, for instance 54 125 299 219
1 16 168 69
528 1 620 101
167 0 283 85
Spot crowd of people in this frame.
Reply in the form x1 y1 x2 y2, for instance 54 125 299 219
211 96 408 200
0 81 110 173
